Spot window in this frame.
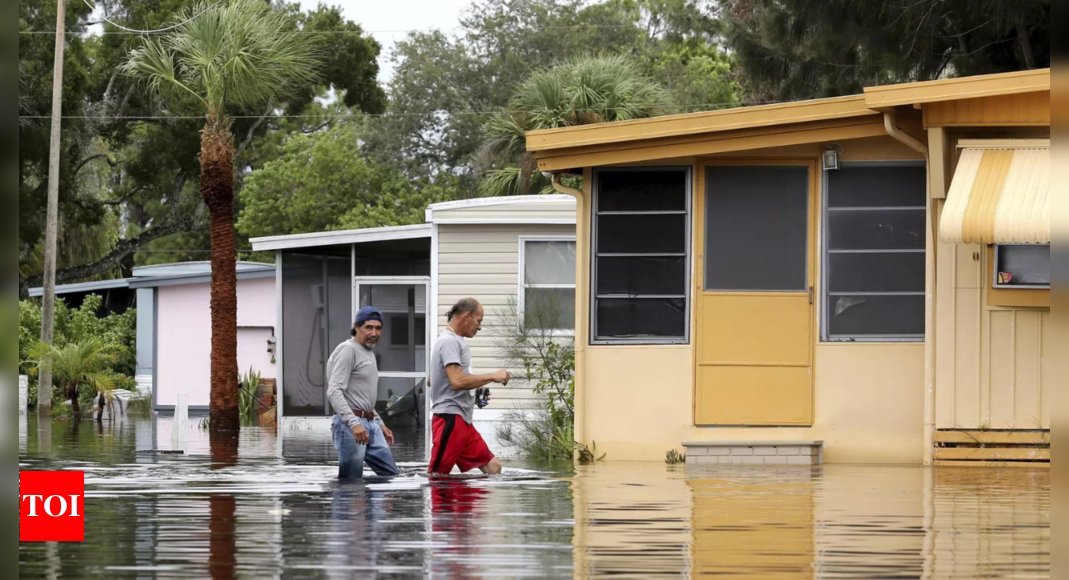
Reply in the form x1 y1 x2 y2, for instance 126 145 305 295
389 315 426 346
593 168 690 343
521 239 576 331
994 245 1050 288
823 164 927 341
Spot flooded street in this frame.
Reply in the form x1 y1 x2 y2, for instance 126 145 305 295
19 415 1049 579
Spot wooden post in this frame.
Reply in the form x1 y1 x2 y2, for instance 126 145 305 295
38 0 66 416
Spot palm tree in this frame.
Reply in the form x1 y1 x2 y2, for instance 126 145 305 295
479 55 671 198
24 339 117 421
123 0 319 431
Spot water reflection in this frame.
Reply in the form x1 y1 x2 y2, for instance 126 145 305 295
18 416 1049 579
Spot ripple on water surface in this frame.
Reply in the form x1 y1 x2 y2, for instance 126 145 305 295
19 415 1049 579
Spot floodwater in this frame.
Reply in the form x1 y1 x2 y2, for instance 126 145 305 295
19 415 1050 579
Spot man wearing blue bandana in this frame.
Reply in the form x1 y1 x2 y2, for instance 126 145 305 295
326 306 401 479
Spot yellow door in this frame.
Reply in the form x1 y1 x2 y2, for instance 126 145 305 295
695 162 816 426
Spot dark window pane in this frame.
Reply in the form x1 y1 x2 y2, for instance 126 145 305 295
828 253 926 293
828 165 926 207
996 245 1050 286
597 170 687 212
597 256 686 296
705 166 809 291
828 295 925 337
596 298 686 339
828 210 925 250
525 288 576 330
390 315 426 346
598 214 686 254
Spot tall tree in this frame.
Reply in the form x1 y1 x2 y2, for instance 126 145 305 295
479 55 671 197
19 1 385 292
364 0 736 186
123 0 320 431
722 0 1050 101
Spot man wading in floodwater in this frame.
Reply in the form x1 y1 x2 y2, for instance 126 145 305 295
428 298 511 476
327 306 401 480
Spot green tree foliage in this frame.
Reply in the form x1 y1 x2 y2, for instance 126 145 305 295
722 0 1051 101
237 123 456 238
365 0 737 187
479 55 672 197
23 339 118 420
19 295 136 409
18 0 386 291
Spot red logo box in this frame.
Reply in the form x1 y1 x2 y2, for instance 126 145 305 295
20 471 85 542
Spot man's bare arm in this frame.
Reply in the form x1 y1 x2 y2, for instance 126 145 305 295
445 365 510 391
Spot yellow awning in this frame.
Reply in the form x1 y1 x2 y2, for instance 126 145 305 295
940 140 1050 245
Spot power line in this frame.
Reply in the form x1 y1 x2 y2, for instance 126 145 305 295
80 0 226 35
20 23 653 36
17 102 769 122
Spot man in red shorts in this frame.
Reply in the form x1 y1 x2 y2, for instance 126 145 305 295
428 298 511 476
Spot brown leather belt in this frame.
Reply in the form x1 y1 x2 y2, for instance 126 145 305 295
351 409 376 419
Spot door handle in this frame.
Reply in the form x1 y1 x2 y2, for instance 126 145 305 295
808 286 814 305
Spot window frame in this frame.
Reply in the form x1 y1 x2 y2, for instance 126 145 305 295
591 167 693 346
992 244 1050 289
821 161 927 343
518 236 578 335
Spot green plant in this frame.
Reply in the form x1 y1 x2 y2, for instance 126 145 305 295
22 339 118 421
19 296 136 409
577 442 605 465
239 368 262 424
127 391 153 414
666 449 686 465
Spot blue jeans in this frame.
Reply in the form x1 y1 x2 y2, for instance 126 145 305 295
332 416 401 480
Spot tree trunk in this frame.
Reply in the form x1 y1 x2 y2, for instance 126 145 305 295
201 120 240 433
97 393 105 422
69 386 80 420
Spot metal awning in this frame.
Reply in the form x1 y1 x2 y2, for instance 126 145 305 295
940 139 1049 245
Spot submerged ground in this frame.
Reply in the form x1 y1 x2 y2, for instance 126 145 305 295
18 414 1049 579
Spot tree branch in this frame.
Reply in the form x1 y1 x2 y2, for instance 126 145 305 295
25 212 198 288
74 154 119 176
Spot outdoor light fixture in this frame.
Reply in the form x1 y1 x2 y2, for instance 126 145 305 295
823 144 843 171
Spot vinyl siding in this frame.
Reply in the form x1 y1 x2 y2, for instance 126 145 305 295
436 224 577 409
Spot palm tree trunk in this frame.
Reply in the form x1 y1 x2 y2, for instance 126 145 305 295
69 386 80 420
201 119 240 433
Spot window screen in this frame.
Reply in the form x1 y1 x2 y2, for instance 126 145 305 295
824 164 927 341
705 166 809 291
994 245 1050 288
593 169 690 343
523 240 576 331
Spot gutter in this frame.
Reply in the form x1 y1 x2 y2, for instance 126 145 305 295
883 110 938 466
548 173 587 454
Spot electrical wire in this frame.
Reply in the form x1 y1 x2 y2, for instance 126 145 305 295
80 0 226 35
16 101 772 121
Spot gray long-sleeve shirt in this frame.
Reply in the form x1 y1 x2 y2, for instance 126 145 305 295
326 340 379 430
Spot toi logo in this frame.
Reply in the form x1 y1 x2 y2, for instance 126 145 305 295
20 471 85 542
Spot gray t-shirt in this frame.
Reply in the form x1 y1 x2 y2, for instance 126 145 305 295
326 340 379 430
430 329 476 424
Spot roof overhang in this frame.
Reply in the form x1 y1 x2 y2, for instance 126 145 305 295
128 267 276 289
864 69 1050 108
526 70 1050 172
940 139 1049 245
27 278 131 298
426 194 577 225
250 224 432 252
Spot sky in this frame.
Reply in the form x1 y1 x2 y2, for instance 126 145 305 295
297 0 475 83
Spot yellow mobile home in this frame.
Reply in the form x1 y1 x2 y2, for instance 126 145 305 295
526 69 1051 466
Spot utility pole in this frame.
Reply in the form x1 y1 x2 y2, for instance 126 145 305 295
38 0 66 416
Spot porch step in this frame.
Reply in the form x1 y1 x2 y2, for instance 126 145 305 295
681 441 824 466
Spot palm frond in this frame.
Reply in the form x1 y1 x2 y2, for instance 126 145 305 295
123 0 322 118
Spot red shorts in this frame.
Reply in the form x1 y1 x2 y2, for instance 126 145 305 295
428 414 495 475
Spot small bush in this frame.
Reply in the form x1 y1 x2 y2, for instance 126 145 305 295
127 391 153 414
665 449 686 465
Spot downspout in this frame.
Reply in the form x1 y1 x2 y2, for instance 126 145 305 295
883 110 937 466
549 172 587 452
